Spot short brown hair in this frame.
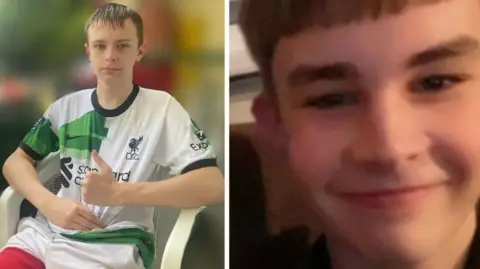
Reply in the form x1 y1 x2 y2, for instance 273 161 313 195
85 2 144 45
239 0 449 91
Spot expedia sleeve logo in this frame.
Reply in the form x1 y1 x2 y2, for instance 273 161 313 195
190 119 210 152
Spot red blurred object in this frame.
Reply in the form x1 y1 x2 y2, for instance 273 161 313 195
2 78 26 104
73 62 173 93
133 63 173 93
0 247 45 269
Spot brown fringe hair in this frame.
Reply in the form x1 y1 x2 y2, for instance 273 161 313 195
239 0 450 92
85 3 144 45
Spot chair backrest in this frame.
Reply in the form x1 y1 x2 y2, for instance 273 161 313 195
36 152 61 186
44 174 63 195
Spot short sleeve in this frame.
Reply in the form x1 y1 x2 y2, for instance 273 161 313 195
19 103 60 161
153 96 217 175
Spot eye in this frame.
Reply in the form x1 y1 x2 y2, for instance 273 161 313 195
94 44 105 49
412 75 466 93
118 44 129 49
304 92 359 109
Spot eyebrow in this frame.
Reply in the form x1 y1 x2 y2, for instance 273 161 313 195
287 62 358 87
286 36 479 88
406 35 479 68
91 39 132 43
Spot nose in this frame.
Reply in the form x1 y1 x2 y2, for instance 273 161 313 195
344 91 429 172
105 46 118 62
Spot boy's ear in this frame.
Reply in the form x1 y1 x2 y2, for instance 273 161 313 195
252 92 288 149
84 43 91 60
136 43 147 62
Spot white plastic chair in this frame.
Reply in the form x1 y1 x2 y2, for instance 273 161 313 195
0 152 203 269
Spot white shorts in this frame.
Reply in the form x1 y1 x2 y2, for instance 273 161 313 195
5 217 145 269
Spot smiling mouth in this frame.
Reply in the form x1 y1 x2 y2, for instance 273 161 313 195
102 68 121 71
338 182 446 210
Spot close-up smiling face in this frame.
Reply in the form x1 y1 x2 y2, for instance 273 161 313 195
267 0 480 265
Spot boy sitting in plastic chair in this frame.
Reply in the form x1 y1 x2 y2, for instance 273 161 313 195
0 3 224 269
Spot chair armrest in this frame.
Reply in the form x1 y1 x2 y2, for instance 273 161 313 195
0 152 60 248
0 187 23 248
160 207 205 269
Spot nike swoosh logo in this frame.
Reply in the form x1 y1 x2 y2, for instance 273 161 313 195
66 135 85 140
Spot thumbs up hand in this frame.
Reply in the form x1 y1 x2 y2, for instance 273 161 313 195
82 150 121 206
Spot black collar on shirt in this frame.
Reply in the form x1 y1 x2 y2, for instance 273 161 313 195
309 215 480 269
91 84 139 117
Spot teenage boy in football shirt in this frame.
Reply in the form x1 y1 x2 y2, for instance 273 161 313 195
0 3 224 269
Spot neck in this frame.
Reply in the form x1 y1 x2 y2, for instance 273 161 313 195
329 211 476 269
96 80 133 109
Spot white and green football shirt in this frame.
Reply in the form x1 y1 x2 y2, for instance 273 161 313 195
20 85 217 233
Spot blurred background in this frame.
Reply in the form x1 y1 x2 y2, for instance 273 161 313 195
0 0 224 268
229 1 319 266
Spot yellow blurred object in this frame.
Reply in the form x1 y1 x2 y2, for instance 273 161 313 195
177 17 205 52
38 83 56 112
171 0 224 50
106 0 140 10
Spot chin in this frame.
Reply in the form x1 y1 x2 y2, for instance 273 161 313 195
97 74 122 83
350 222 446 263
319 198 475 264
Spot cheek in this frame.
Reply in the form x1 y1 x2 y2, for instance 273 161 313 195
122 53 137 65
430 88 480 159
130 55 139 65
433 102 480 184
89 53 101 65
286 111 349 188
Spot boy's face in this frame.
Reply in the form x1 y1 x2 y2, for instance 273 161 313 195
265 0 480 261
85 19 145 84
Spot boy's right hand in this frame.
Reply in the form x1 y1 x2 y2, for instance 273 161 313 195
41 197 106 230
